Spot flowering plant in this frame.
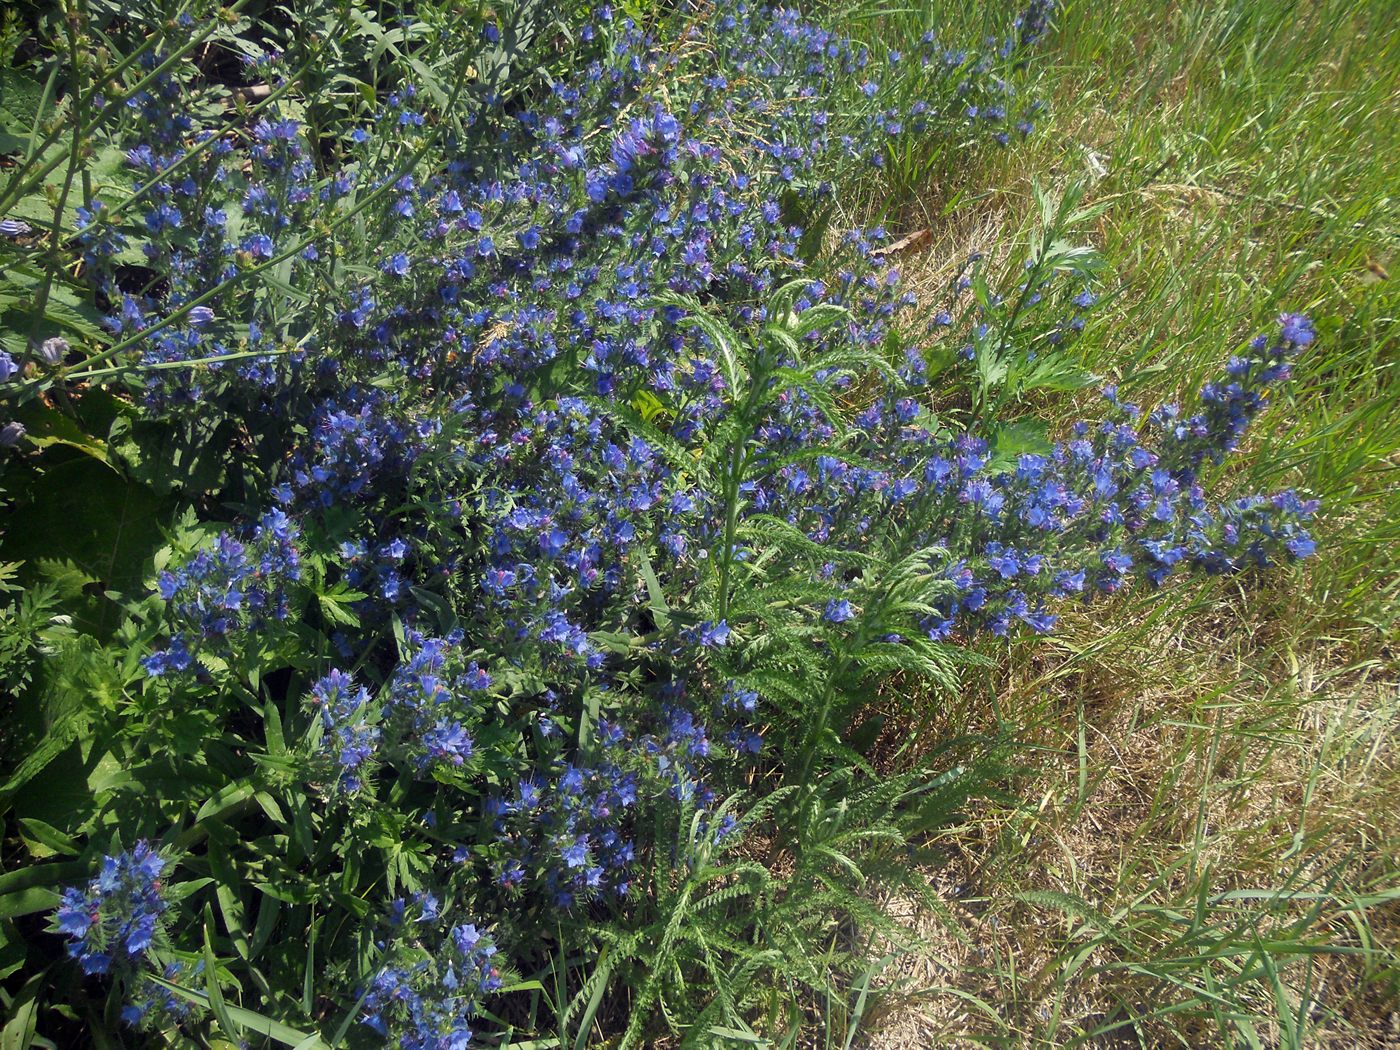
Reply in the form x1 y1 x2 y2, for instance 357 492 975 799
0 0 1315 1044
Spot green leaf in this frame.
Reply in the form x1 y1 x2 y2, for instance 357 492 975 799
109 416 233 498
203 904 242 1039
706 1025 770 1044
984 418 1053 474
798 200 835 263
207 836 251 960
629 388 668 425
0 972 41 1050
195 781 256 824
151 975 330 1047
10 402 113 469
0 887 58 921
0 448 170 603
0 860 87 898
792 303 850 339
0 920 27 982
0 68 47 155
0 709 89 801
587 630 645 655
317 583 367 628
166 877 215 903
636 546 670 630
264 700 287 755
249 891 282 960
16 818 80 858
40 285 110 343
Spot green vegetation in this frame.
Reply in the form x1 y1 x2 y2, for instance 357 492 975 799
0 0 1394 1046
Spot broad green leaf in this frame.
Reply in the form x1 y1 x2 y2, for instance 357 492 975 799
16 818 80 858
0 69 46 154
0 448 169 604
10 402 113 469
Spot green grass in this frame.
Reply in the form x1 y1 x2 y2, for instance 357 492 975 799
836 0 1400 1045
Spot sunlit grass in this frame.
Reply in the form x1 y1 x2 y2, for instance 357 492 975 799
841 0 1400 1044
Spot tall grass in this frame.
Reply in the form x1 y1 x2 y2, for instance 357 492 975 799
839 0 1400 1044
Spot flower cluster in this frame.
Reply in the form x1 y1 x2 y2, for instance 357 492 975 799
75 49 327 408
384 631 493 773
485 723 643 907
105 0 1312 920
468 398 693 672
740 315 1317 643
472 669 756 908
122 962 202 1030
286 391 426 511
52 842 169 977
143 510 302 676
306 669 381 794
359 896 503 1049
1156 312 1315 479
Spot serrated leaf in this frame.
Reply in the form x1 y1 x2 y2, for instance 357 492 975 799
0 68 48 155
0 449 169 606
317 584 366 628
0 710 89 801
984 418 1053 474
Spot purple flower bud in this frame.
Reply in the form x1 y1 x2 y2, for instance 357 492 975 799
38 337 69 367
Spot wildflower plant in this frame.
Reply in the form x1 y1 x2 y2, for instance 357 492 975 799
357 895 506 1048
52 841 170 977
0 0 1319 1044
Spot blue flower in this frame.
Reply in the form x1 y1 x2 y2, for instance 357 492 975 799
699 620 730 647
145 512 301 677
823 599 855 623
358 900 502 1046
307 669 380 793
561 836 589 868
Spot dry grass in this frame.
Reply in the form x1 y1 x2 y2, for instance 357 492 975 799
855 597 1399 1045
